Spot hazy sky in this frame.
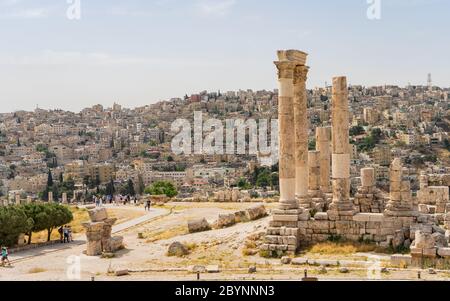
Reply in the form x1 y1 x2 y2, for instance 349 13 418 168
0 0 449 112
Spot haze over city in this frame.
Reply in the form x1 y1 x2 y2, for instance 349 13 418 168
0 0 449 112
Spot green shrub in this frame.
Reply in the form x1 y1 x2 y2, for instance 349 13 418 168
0 206 33 247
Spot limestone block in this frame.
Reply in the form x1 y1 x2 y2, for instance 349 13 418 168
361 168 375 187
110 236 124 252
310 220 329 230
272 209 303 215
86 240 103 256
413 231 435 249
88 208 108 222
245 205 267 220
291 258 308 265
390 254 412 266
422 248 437 257
392 230 405 249
437 248 450 257
188 218 211 233
432 232 448 247
418 204 428 214
234 211 248 223
217 214 236 228
314 212 329 221
273 214 299 222
167 242 189 257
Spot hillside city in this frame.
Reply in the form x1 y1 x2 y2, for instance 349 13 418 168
1 83 449 204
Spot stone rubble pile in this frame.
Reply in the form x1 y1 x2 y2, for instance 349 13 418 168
83 208 124 256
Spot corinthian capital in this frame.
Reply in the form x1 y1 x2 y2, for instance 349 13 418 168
274 61 296 79
293 65 309 84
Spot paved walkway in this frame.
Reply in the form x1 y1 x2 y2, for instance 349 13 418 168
8 206 168 263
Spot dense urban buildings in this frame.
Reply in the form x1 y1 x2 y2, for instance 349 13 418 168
1 80 448 205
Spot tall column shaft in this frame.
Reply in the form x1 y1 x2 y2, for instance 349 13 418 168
316 126 331 193
308 150 321 194
329 76 354 217
275 61 296 204
293 66 309 198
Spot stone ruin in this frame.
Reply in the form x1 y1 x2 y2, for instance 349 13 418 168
83 208 124 256
354 168 386 213
260 49 450 268
187 205 267 233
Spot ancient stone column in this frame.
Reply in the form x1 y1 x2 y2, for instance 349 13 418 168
316 126 331 193
308 151 321 197
328 76 354 219
275 60 297 208
361 168 375 187
15 194 21 205
84 222 104 256
48 191 53 202
261 50 308 256
384 158 416 217
62 192 68 204
27 196 32 204
293 65 309 202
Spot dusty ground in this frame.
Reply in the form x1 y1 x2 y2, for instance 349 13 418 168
2 202 450 281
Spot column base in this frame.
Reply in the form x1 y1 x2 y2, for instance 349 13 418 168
327 201 356 221
296 195 311 209
278 199 299 210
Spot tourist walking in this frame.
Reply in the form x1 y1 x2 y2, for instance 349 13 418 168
63 226 69 243
58 226 64 243
1 247 11 267
144 200 151 211
68 226 73 242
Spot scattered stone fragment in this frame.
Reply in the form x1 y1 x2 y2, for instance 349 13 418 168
188 218 211 233
339 267 349 273
188 265 206 273
281 256 291 264
318 265 327 274
248 266 257 273
217 214 236 228
167 241 189 257
206 265 220 273
101 252 115 259
291 258 308 265
115 269 129 277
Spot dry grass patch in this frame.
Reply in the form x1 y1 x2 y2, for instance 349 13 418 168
28 267 47 274
306 241 378 255
107 208 146 225
145 225 188 243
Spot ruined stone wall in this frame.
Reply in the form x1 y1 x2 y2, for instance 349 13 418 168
297 212 415 246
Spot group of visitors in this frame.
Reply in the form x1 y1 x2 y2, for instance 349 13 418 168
1 246 10 267
58 225 73 243
93 194 140 207
92 193 151 212
94 195 104 207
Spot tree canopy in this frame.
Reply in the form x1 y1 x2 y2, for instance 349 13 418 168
144 181 178 198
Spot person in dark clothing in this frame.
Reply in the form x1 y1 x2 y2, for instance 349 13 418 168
63 226 69 243
58 226 64 243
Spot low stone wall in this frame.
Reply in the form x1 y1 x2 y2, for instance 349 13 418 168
262 211 417 255
298 212 415 245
